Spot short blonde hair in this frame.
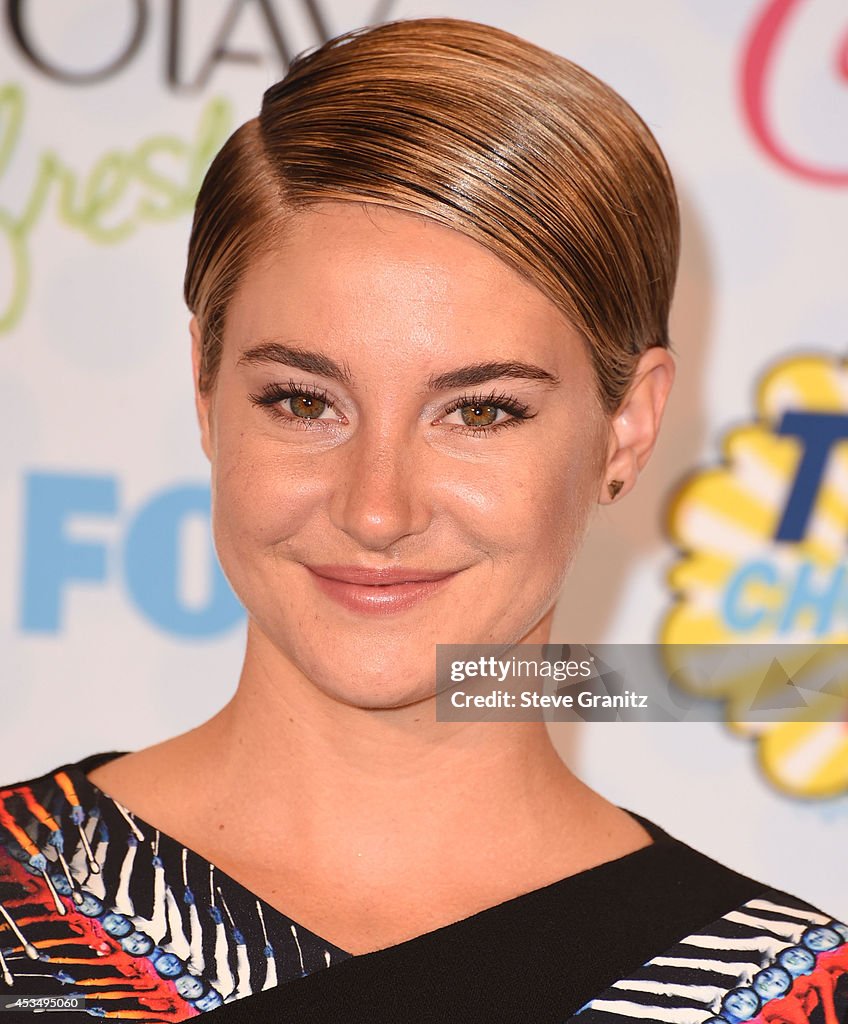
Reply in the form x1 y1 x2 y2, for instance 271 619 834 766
184 17 679 414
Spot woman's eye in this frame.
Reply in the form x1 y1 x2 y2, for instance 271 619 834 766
445 403 503 428
440 393 533 435
288 394 331 419
248 382 343 424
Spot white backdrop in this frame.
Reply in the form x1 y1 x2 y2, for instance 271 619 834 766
2 0 846 918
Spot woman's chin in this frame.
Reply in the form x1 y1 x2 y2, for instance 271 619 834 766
308 670 440 712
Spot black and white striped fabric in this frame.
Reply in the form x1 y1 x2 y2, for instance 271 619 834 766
571 891 848 1023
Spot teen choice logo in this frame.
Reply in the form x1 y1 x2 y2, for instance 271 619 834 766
662 353 848 800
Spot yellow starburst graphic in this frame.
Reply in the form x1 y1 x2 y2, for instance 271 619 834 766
662 353 848 799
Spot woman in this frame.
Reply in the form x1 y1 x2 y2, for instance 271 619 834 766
0 17 845 1024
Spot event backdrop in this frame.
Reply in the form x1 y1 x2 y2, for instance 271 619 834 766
1 0 846 918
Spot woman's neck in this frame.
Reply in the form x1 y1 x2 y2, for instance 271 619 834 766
181 637 589 881
85 618 652 952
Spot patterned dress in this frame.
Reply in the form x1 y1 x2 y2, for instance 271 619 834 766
0 752 845 1023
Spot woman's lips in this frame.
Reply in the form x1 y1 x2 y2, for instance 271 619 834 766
305 565 460 614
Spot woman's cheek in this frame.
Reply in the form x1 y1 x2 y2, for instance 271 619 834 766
215 430 324 542
520 453 599 581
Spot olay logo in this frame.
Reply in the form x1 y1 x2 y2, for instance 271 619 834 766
741 0 848 185
5 0 395 91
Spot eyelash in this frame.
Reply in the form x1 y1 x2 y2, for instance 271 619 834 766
247 380 537 437
442 390 536 436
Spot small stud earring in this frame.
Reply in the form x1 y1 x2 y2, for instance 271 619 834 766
608 479 624 500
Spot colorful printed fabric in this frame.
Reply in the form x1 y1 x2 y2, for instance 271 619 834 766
0 754 347 1019
569 892 848 1023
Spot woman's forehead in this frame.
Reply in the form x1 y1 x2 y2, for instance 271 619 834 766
225 203 582 365
245 201 544 296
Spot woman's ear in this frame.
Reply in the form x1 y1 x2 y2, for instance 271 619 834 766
599 347 675 504
190 316 213 462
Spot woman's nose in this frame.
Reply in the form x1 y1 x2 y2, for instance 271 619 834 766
328 424 431 551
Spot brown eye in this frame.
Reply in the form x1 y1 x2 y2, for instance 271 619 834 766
290 394 328 419
460 403 499 427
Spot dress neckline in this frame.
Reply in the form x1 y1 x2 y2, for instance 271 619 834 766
67 748 672 959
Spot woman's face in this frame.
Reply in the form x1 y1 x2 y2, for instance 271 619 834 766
195 202 613 709
753 966 791 1000
778 945 815 976
802 926 840 952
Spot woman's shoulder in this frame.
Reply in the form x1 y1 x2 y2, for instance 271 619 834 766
563 813 848 1023
568 881 848 1023
0 750 346 1018
0 751 122 823
0 750 131 890
0 751 123 787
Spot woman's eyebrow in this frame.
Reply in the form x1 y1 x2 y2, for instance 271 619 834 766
237 342 560 390
427 361 561 391
237 342 353 385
